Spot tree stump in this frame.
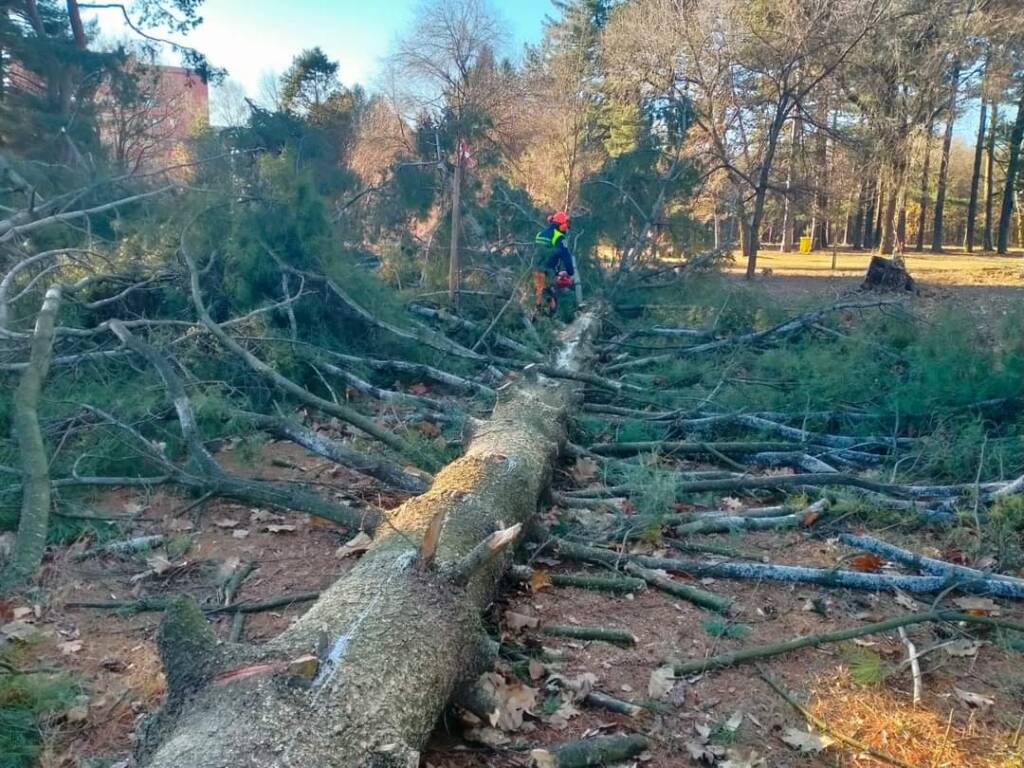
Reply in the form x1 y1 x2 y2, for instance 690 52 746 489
862 256 915 292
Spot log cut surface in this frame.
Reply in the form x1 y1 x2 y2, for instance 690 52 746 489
139 312 599 768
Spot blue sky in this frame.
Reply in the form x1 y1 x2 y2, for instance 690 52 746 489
86 0 557 99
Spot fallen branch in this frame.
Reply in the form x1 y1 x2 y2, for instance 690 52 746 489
623 562 732 612
72 534 165 562
556 540 1024 599
673 513 801 536
589 440 800 457
510 565 645 594
451 524 522 585
409 303 542 361
604 299 900 373
583 691 644 717
670 610 1024 676
272 258 483 361
237 410 429 494
663 537 759 560
107 322 377 530
541 624 637 647
65 591 321 615
838 533 1024 587
897 626 922 705
321 351 495 399
0 283 62 588
180 245 431 469
529 734 649 768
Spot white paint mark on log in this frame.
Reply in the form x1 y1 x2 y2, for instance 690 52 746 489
312 551 416 693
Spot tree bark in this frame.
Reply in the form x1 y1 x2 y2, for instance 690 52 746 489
137 313 599 768
997 85 1024 254
65 0 87 49
449 154 463 310
850 177 866 249
744 99 791 278
914 122 933 251
0 284 62 589
984 103 998 250
779 116 801 253
966 100 988 252
931 62 960 252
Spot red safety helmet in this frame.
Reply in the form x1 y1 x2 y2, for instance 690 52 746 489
555 270 573 289
548 211 570 232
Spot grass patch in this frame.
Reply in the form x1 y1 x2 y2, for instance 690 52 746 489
0 650 80 768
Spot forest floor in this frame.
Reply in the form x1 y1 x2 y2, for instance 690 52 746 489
3 263 1024 768
9 445 1022 768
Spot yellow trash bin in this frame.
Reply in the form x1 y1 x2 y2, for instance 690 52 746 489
799 236 812 253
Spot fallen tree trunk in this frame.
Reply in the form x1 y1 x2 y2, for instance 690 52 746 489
137 312 599 768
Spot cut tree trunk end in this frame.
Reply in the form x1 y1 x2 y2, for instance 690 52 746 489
137 312 600 768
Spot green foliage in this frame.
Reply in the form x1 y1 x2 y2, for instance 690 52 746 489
979 495 1024 571
280 47 341 115
578 97 702 260
615 458 678 519
841 644 884 686
701 617 748 639
612 420 660 444
0 650 80 768
47 516 118 547
627 287 1024 486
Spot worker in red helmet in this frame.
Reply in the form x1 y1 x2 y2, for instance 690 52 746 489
533 211 575 314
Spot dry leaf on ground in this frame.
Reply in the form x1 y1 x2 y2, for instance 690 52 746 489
849 553 884 572
943 639 982 657
529 569 553 592
648 665 676 699
549 672 598 701
894 591 920 611
545 700 580 730
781 727 835 753
720 747 766 767
213 518 239 529
336 531 373 559
264 524 297 534
506 611 540 631
570 457 600 485
530 749 556 768
954 688 994 708
478 672 537 731
953 596 1001 616
464 727 509 747
414 421 442 438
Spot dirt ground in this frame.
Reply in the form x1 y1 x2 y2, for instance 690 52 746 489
8 440 1022 768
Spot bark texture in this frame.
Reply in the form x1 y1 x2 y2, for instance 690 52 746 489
0 284 62 588
138 312 599 768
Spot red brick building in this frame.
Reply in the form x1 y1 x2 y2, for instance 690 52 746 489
96 63 210 175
